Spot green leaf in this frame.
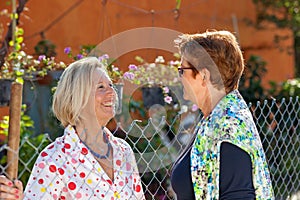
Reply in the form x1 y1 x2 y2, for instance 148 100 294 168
16 77 24 84
24 122 34 127
9 40 14 47
0 123 9 129
22 115 31 120
16 37 24 44
15 70 24 76
10 13 18 20
135 56 144 63
17 28 24 35
175 0 181 9
15 43 21 51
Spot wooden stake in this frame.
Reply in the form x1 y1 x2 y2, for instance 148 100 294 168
6 82 23 180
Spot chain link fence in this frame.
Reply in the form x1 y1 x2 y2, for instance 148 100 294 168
0 97 299 199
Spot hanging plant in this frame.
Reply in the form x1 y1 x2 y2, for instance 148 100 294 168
123 54 181 105
34 39 57 57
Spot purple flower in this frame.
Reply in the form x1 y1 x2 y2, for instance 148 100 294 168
123 72 135 80
64 47 71 54
77 54 84 60
164 96 173 104
102 54 109 59
128 64 138 70
191 104 198 112
98 54 109 62
38 55 46 61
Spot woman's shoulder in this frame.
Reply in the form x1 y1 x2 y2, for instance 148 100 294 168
104 127 133 152
35 134 68 163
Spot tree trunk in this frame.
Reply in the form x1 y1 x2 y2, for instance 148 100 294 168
294 35 300 77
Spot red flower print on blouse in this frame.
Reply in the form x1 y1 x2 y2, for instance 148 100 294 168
49 165 57 173
23 125 145 200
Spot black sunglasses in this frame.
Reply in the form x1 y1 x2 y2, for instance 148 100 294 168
177 67 194 77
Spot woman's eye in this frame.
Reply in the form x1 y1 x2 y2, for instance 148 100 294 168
98 85 104 89
109 83 113 87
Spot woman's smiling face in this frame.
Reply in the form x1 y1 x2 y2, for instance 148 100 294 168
93 68 116 126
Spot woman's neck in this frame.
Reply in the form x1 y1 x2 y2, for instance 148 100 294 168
75 121 105 147
201 87 226 118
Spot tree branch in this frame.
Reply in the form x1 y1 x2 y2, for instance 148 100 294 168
0 0 29 67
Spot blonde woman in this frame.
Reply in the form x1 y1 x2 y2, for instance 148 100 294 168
0 57 144 200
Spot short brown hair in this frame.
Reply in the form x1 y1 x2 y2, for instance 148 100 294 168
175 30 244 93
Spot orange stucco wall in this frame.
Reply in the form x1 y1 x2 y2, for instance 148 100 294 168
1 0 294 84
0 0 295 135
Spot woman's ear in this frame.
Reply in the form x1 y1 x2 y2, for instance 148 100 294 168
202 68 210 81
198 68 210 87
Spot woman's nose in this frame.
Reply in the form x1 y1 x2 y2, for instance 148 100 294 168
107 87 116 97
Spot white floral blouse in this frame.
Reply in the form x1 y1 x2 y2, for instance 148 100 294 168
24 125 145 200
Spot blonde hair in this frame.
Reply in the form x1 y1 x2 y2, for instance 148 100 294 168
175 30 244 93
52 57 108 127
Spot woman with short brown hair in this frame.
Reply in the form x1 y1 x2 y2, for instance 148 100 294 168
171 30 274 200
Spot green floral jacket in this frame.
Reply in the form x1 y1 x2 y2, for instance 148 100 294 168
190 90 274 199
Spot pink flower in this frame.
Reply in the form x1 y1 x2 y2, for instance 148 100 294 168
38 55 46 61
113 67 119 71
163 86 169 94
164 96 173 104
170 60 180 65
191 104 198 112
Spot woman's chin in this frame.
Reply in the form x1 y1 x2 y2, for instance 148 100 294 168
98 106 116 120
183 91 191 101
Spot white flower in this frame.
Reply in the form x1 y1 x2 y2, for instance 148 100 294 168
20 51 26 56
288 79 297 85
173 77 179 83
179 105 188 114
148 63 156 68
33 60 40 65
155 56 165 63
170 60 180 65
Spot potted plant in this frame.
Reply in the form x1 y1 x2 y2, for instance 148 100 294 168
0 28 66 106
123 55 181 108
